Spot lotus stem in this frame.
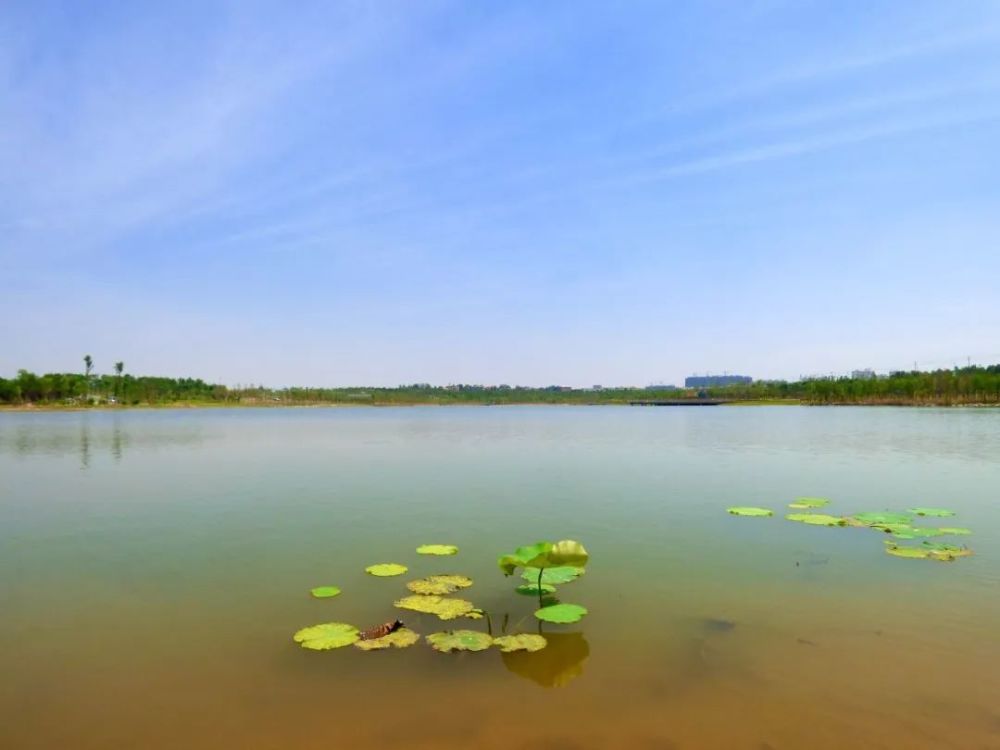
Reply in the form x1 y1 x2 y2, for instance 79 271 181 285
537 567 544 609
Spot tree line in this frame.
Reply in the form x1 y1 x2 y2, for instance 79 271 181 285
2 359 999 406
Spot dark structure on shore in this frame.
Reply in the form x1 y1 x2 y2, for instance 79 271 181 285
684 374 753 388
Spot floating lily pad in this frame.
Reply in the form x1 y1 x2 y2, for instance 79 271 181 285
907 508 955 517
426 630 493 652
465 609 485 620
521 566 584 585
310 586 341 599
408 579 456 595
884 543 929 560
907 527 946 538
493 634 548 653
427 574 473 589
938 527 972 536
535 603 588 624
851 512 912 526
293 622 359 650
416 544 459 556
726 507 773 517
516 582 557 596
354 628 421 651
393 594 477 620
921 541 973 560
785 513 845 526
365 563 408 577
789 497 830 509
498 540 589 576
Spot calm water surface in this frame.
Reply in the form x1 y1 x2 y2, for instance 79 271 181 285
2 406 999 749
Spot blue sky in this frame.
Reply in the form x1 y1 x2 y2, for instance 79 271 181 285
2 1 999 387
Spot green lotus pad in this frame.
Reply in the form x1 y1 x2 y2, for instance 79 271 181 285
789 497 830 509
426 630 493 652
310 586 341 599
938 527 971 536
393 594 477 620
726 507 773 517
907 508 955 517
416 544 459 556
851 512 912 526
534 603 588 624
884 543 930 560
498 540 589 576
365 563 408 577
516 582 557 596
353 628 421 651
521 566 585 585
293 622 359 650
493 634 548 653
407 575 474 595
785 513 845 526
921 542 973 561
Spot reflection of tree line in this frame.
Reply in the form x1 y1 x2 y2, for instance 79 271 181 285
0 420 205 468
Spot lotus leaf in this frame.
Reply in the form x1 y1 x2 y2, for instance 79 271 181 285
310 586 341 598
502 632 589 687
353 628 421 651
884 543 930 560
521 566 584 585
407 578 458 595
907 527 945 538
907 507 955 517
785 513 845 526
516 582 557 596
426 574 473 589
365 563 408 577
416 544 459 556
465 609 485 620
851 512 912 526
393 594 477 620
498 540 589 576
938 527 972 536
789 497 830 509
535 603 588 624
426 630 493 652
293 622 359 650
726 507 773 517
921 541 973 561
493 634 548 653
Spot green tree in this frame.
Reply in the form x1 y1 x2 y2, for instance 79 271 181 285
114 361 124 401
83 355 93 399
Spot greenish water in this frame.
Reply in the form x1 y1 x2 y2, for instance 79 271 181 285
1 406 998 749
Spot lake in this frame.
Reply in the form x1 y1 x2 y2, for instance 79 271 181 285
1 406 998 749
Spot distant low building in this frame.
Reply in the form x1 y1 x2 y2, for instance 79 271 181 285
851 369 876 380
684 374 752 388
645 383 678 390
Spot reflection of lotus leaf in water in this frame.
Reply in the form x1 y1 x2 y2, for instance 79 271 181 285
416 544 459 556
726 507 772 517
353 628 421 651
520 566 584 585
516 582 556 596
501 632 590 687
310 586 341 598
365 563 408 577
938 527 971 536
425 630 493 652
907 507 955 517
393 594 477 620
850 512 912 526
498 540 589 576
789 497 829 509
493 634 548 653
535 603 588 623
293 622 359 650
785 513 845 526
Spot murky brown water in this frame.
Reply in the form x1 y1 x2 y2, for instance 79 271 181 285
2 407 998 749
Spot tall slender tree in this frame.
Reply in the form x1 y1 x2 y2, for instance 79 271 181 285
83 354 93 399
114 361 124 402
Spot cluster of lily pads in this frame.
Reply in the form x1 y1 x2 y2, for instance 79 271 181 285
727 499 973 562
292 539 590 654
